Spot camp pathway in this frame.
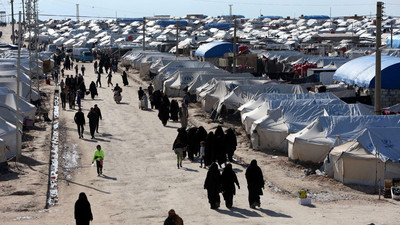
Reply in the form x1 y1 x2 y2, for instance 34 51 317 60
2 60 400 225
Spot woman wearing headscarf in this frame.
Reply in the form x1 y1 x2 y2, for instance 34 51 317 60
163 209 183 225
204 163 222 209
221 164 240 208
89 81 98 100
186 126 198 161
169 100 179 122
204 132 215 167
158 99 170 126
214 126 227 168
245 159 265 209
225 128 237 162
74 192 93 225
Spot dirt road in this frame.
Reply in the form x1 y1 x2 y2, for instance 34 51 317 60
1 59 400 224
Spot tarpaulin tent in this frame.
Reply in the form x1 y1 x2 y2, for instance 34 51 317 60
203 23 233 30
163 68 224 97
287 115 400 163
333 55 400 89
302 15 330 20
195 41 239 58
0 139 6 164
187 73 252 95
250 104 373 152
329 127 400 186
0 116 20 159
156 20 188 27
386 34 400 49
0 78 40 101
0 92 36 122
238 92 340 115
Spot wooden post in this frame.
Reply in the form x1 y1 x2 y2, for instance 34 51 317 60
233 17 237 73
142 17 146 51
16 11 22 162
375 1 383 115
176 21 179 58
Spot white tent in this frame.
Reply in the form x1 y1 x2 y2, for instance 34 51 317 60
187 73 253 95
238 92 340 116
163 68 225 97
287 115 400 163
0 69 32 85
250 104 374 152
149 57 192 74
329 127 400 186
215 84 306 114
0 78 40 101
0 117 20 159
154 61 217 90
0 92 36 122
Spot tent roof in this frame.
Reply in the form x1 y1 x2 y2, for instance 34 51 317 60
386 34 400 49
195 41 239 58
333 55 400 89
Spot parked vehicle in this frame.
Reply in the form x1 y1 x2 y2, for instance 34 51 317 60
72 48 94 62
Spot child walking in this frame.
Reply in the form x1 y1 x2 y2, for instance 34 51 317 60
92 145 104 176
199 141 206 168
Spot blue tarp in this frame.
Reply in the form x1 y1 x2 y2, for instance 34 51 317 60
195 41 239 58
302 15 330 20
116 18 143 23
221 15 245 18
386 34 400 49
156 20 188 27
333 55 400 89
259 16 283 20
203 23 233 30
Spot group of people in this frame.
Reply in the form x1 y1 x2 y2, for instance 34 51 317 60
172 125 237 168
156 91 190 128
204 159 265 209
74 104 102 139
59 73 87 110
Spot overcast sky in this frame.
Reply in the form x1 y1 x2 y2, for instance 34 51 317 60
2 0 400 20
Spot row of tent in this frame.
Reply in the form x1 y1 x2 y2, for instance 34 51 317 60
0 48 43 164
126 50 400 187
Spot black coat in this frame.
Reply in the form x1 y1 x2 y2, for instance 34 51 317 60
221 164 239 196
214 126 226 165
173 128 188 149
245 160 265 195
74 193 93 223
225 128 237 155
169 100 179 121
204 132 215 166
158 101 170 122
204 163 221 204
89 82 97 96
74 111 85 125
186 127 198 154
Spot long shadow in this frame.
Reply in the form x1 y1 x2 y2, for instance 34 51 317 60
101 174 117 181
230 207 262 217
66 179 111 194
232 168 243 173
93 137 111 143
182 167 199 172
101 133 113 137
216 208 246 218
19 155 46 166
86 99 104 101
118 102 129 105
0 171 19 181
165 125 180 129
258 208 292 218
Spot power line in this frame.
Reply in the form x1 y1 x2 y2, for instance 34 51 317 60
192 0 376 7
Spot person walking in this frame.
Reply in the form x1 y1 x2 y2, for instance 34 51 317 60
60 88 67 110
225 128 237 162
163 209 183 225
179 102 189 129
68 89 76 110
173 138 185 169
89 81 98 100
147 83 154 96
87 108 98 139
158 99 170 126
221 164 240 208
138 87 144 100
93 61 98 73
74 192 93 225
204 163 222 209
245 159 265 209
96 71 102 87
106 71 113 87
93 104 102 133
169 100 179 122
77 90 82 109
81 65 86 76
91 145 104 176
121 70 129 86
59 79 65 90
199 141 206 168
75 64 79 75
74 108 85 139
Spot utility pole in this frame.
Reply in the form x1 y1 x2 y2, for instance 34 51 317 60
233 17 237 73
11 0 15 44
16 11 22 162
229 4 232 17
26 0 32 100
175 21 179 58
76 4 79 22
391 20 393 48
22 0 25 29
142 17 146 51
34 0 39 92
375 1 383 115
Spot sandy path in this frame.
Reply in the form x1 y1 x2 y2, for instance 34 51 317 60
1 59 400 224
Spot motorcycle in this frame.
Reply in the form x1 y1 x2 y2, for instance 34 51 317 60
113 90 122 104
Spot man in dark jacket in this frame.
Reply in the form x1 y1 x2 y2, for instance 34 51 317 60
93 104 102 133
138 87 144 100
87 108 98 139
74 192 93 225
163 209 183 225
74 108 85 138
245 159 265 209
